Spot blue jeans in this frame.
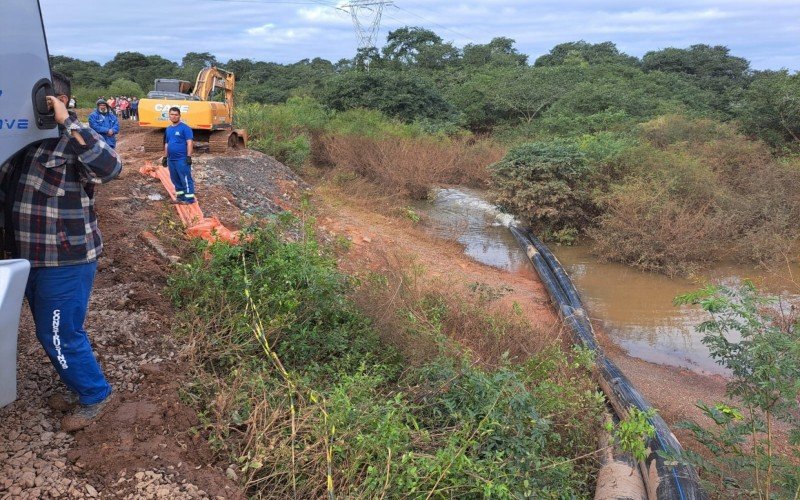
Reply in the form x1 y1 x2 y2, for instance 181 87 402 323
167 157 195 202
25 262 112 405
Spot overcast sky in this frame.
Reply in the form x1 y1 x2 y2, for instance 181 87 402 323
40 0 800 71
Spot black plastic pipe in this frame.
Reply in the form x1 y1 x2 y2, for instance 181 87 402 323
509 227 598 351
509 225 707 500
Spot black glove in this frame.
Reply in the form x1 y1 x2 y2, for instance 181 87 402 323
186 156 192 166
161 157 168 167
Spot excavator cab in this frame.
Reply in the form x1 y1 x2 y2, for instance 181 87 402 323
0 0 56 406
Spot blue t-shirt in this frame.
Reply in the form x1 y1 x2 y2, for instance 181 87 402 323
165 122 193 159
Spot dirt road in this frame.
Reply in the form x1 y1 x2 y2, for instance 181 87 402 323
1 119 732 498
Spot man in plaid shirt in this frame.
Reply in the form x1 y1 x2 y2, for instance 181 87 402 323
0 72 121 432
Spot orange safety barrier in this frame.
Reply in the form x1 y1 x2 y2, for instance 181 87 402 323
140 161 239 244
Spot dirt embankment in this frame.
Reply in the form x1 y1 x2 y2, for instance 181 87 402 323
1 119 733 498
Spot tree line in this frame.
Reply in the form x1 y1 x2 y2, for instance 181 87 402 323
52 27 800 148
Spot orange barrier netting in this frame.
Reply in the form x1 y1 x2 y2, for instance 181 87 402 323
140 161 239 244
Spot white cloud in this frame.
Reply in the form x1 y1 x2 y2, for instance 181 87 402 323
612 8 730 23
244 23 321 45
246 23 277 36
297 5 350 25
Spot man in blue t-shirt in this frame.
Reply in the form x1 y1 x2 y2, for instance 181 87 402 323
161 107 195 204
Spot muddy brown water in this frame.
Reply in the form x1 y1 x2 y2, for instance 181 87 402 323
419 188 800 375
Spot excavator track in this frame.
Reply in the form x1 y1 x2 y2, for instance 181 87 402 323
208 129 246 154
208 130 231 154
142 129 165 153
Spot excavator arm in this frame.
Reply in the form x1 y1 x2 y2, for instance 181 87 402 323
192 67 236 123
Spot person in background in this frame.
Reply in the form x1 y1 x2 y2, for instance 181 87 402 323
161 106 195 204
0 72 121 432
119 97 129 120
67 96 76 109
88 99 120 149
130 97 139 121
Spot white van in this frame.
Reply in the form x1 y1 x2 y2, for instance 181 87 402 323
0 0 59 407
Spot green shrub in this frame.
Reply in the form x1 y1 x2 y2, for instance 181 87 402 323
489 140 598 238
170 217 391 380
107 78 144 98
325 107 422 138
236 97 330 136
320 69 456 123
236 97 330 167
672 283 800 497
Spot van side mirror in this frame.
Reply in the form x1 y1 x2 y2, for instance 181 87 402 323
31 78 57 129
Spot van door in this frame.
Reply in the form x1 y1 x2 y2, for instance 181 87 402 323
0 0 58 166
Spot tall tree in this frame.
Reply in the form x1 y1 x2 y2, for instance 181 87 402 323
181 52 218 80
488 66 584 123
382 27 460 70
462 37 528 67
103 52 180 93
50 55 108 87
737 70 800 146
181 51 218 69
642 45 750 115
320 69 454 122
642 44 749 82
534 41 639 67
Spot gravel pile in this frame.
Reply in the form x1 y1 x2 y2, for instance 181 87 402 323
195 151 308 218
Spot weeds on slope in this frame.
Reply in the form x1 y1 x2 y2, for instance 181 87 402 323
320 134 502 199
169 215 606 498
236 98 504 199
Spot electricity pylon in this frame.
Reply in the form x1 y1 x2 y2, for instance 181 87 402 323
340 0 393 50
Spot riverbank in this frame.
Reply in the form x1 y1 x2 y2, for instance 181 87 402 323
314 183 731 434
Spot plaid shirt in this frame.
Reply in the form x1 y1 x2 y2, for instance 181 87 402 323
0 114 122 267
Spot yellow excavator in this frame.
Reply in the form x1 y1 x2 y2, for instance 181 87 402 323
138 67 247 153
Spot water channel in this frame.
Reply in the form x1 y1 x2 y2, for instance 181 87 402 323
418 188 800 375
